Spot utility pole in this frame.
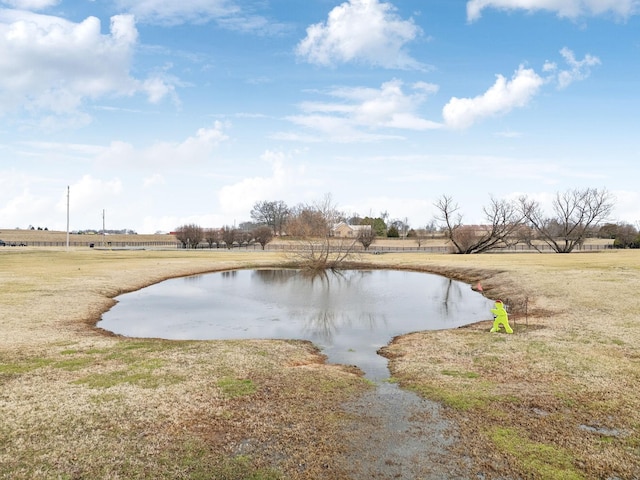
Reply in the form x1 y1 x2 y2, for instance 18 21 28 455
66 186 70 251
102 209 105 248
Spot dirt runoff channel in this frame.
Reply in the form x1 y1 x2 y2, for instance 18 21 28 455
1 248 639 479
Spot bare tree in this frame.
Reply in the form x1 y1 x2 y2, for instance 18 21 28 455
204 228 218 248
519 188 614 253
434 195 524 254
434 195 461 237
287 206 328 238
356 226 376 250
252 225 274 250
293 237 359 271
315 193 342 230
288 194 358 271
250 200 290 236
236 229 252 246
220 225 237 249
412 229 425 247
174 224 203 249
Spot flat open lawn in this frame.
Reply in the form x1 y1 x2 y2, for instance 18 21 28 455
1 248 639 479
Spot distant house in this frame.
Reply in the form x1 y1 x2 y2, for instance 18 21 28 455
332 222 372 238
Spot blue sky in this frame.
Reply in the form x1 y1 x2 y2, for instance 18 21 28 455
1 0 639 233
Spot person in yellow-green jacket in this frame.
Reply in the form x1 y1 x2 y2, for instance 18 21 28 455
490 300 513 333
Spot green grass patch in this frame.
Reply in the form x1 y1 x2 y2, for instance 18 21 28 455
89 392 125 404
98 340 193 367
84 347 111 355
441 369 480 379
74 357 184 389
0 357 54 374
117 340 164 351
316 374 363 394
555 391 578 408
136 358 166 369
408 382 494 410
53 357 94 371
217 377 257 398
60 349 79 355
113 339 188 354
213 455 283 480
490 427 584 480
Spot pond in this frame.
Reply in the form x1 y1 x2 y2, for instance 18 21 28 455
98 269 494 381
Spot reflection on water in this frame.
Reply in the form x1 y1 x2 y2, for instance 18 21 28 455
98 269 493 380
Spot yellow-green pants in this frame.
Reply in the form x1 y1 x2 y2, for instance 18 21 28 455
490 317 513 334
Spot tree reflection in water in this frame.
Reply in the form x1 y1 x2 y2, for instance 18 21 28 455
436 278 469 319
99 269 493 380
251 269 386 343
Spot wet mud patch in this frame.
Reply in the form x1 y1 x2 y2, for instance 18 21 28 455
336 382 479 479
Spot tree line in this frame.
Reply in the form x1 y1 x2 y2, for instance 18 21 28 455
434 187 637 253
173 224 274 250
175 188 639 254
175 194 377 252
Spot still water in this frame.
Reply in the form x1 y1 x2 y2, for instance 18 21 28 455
98 269 494 380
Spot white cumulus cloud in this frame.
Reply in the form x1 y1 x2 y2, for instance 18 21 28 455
218 150 296 218
467 0 640 22
285 79 441 142
0 187 53 226
556 47 601 88
543 47 601 88
115 0 285 32
58 174 123 219
1 0 59 9
142 76 179 104
115 0 237 25
442 65 545 129
296 0 422 69
0 10 177 119
97 122 229 167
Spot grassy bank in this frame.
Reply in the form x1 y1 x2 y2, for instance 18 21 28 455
1 248 638 479
377 251 640 479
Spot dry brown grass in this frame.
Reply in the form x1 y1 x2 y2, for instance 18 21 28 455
1 249 370 479
0 229 176 245
374 251 640 479
1 247 639 479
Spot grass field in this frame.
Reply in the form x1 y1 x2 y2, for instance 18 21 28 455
1 247 638 479
0 228 613 251
0 229 177 246
0 228 449 247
